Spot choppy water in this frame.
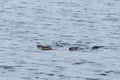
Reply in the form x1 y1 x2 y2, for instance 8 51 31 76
0 0 120 80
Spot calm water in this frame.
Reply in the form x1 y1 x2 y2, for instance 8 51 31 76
0 0 120 80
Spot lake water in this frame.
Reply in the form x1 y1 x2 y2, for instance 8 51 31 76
0 0 120 80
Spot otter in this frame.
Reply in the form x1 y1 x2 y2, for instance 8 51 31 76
92 46 104 49
37 45 52 51
69 47 79 51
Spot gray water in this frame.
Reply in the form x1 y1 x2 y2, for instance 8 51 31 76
0 0 120 80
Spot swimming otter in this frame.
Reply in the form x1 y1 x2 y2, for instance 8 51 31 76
69 47 79 51
37 45 52 50
92 46 104 49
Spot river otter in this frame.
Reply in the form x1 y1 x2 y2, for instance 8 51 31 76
37 45 52 50
69 47 79 51
92 46 104 49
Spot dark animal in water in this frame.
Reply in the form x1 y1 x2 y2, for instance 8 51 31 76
69 47 79 51
37 45 52 50
92 46 104 49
